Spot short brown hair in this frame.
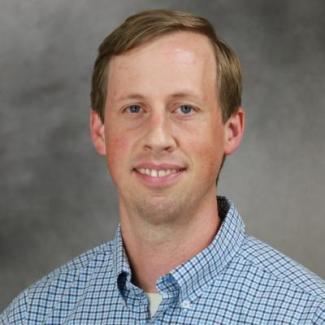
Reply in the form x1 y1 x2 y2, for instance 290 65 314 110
91 9 242 122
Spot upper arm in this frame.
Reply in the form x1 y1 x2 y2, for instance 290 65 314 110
0 291 28 325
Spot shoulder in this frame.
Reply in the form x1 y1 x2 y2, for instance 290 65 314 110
240 235 325 298
232 235 325 319
212 235 325 323
0 241 114 324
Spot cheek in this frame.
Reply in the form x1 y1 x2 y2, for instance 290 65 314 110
189 128 224 169
199 145 221 169
106 135 130 170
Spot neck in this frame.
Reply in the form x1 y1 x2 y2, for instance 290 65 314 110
120 195 220 292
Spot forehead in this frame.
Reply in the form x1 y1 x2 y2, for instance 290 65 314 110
106 31 217 100
112 31 215 65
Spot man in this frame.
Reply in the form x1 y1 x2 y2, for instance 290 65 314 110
1 9 324 324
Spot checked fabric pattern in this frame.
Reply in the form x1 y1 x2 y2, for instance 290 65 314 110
1 197 325 324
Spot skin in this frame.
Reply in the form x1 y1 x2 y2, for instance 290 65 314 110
91 31 245 292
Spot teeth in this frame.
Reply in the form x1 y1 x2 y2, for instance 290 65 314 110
152 170 158 177
158 170 166 177
137 168 180 177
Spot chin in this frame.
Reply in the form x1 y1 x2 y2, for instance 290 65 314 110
133 194 187 225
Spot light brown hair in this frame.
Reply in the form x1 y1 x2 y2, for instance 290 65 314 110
91 9 242 122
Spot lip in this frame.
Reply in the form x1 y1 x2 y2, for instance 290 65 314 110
133 162 186 170
132 162 187 188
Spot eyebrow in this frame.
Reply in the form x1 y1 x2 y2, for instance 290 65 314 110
115 91 203 103
116 93 145 102
168 92 202 101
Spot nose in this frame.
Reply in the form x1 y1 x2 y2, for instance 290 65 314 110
142 110 177 153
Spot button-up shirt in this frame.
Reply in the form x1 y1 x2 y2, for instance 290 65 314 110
1 197 325 324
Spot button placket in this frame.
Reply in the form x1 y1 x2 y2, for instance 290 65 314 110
180 300 192 309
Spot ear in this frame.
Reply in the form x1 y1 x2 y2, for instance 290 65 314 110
223 107 245 156
90 110 106 156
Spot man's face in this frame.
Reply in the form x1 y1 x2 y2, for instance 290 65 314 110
91 31 243 224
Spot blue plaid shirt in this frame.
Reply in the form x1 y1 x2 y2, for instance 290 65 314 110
1 197 325 324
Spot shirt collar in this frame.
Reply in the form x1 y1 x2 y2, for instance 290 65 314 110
111 196 246 301
111 224 132 290
167 196 246 301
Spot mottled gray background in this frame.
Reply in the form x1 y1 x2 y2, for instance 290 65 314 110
1 0 324 310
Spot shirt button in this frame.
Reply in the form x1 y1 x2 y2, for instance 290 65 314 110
180 300 192 309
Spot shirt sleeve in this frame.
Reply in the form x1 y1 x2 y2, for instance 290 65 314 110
0 291 28 325
312 301 325 325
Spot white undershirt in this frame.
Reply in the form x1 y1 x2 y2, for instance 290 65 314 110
145 292 163 317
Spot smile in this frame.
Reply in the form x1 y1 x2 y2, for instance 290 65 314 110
136 168 180 178
132 165 186 188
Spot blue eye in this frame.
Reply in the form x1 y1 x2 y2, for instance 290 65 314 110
179 105 194 114
127 105 141 113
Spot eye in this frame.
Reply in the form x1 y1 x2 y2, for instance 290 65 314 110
125 104 142 113
177 104 195 115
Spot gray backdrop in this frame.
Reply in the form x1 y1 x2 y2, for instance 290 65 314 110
1 0 324 310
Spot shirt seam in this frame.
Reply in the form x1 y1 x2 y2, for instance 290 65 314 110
237 252 325 303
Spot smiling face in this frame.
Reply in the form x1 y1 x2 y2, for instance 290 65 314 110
91 31 244 225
